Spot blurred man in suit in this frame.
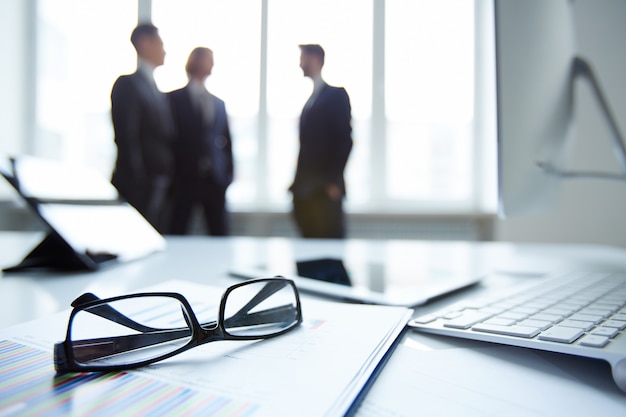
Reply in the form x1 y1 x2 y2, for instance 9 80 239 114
110 23 175 232
168 47 234 235
290 44 353 238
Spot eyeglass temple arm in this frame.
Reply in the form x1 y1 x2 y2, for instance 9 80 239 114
55 327 193 367
223 304 299 328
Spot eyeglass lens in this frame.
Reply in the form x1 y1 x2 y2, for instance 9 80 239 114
70 296 193 367
223 280 300 337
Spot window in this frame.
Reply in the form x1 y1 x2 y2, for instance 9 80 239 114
31 0 483 214
35 0 137 175
385 0 474 205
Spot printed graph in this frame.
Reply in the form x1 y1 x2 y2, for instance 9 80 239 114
0 340 259 417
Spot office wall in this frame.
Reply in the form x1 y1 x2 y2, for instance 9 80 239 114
495 0 626 247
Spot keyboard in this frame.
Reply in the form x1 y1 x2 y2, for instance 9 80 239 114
408 271 626 393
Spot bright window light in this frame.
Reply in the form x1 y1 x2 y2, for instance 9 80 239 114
34 0 479 214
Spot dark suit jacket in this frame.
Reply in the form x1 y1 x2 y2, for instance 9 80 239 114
168 86 234 189
291 83 353 198
110 71 175 207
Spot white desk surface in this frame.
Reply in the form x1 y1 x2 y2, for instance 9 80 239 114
1 232 626 415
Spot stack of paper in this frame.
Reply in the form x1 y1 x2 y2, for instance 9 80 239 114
0 280 412 417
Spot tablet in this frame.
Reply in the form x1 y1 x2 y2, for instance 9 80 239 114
1 155 165 272
229 241 484 306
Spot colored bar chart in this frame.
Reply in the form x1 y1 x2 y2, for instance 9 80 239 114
0 340 259 417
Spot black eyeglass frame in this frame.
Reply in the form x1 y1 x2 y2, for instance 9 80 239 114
54 277 302 373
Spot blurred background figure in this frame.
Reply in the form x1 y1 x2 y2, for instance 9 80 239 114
290 44 353 238
168 47 234 236
110 23 175 232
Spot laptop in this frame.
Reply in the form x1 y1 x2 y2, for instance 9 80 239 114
229 241 484 307
0 155 166 272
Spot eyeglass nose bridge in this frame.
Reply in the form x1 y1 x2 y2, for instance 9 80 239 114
172 296 231 345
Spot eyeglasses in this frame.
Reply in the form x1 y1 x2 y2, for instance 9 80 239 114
54 278 302 372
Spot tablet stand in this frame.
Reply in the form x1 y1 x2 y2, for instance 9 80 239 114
3 231 100 272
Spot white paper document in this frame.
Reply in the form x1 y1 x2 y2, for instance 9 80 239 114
0 280 412 417
355 339 626 416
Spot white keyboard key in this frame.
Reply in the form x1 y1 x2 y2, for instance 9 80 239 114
532 313 564 323
491 301 518 310
595 303 621 312
592 327 619 338
478 306 506 315
412 314 438 324
602 320 626 330
442 311 463 319
524 301 551 309
483 317 516 326
578 335 609 348
558 319 595 331
511 306 540 315
472 323 540 338
498 311 529 321
538 326 584 344
580 308 613 318
456 299 490 309
443 311 493 330
558 302 584 312
518 319 552 331
542 307 575 316
569 313 603 324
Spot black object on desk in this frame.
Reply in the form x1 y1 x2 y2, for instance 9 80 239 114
296 258 352 286
3 232 116 272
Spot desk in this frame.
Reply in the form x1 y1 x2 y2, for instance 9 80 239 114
1 232 626 415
